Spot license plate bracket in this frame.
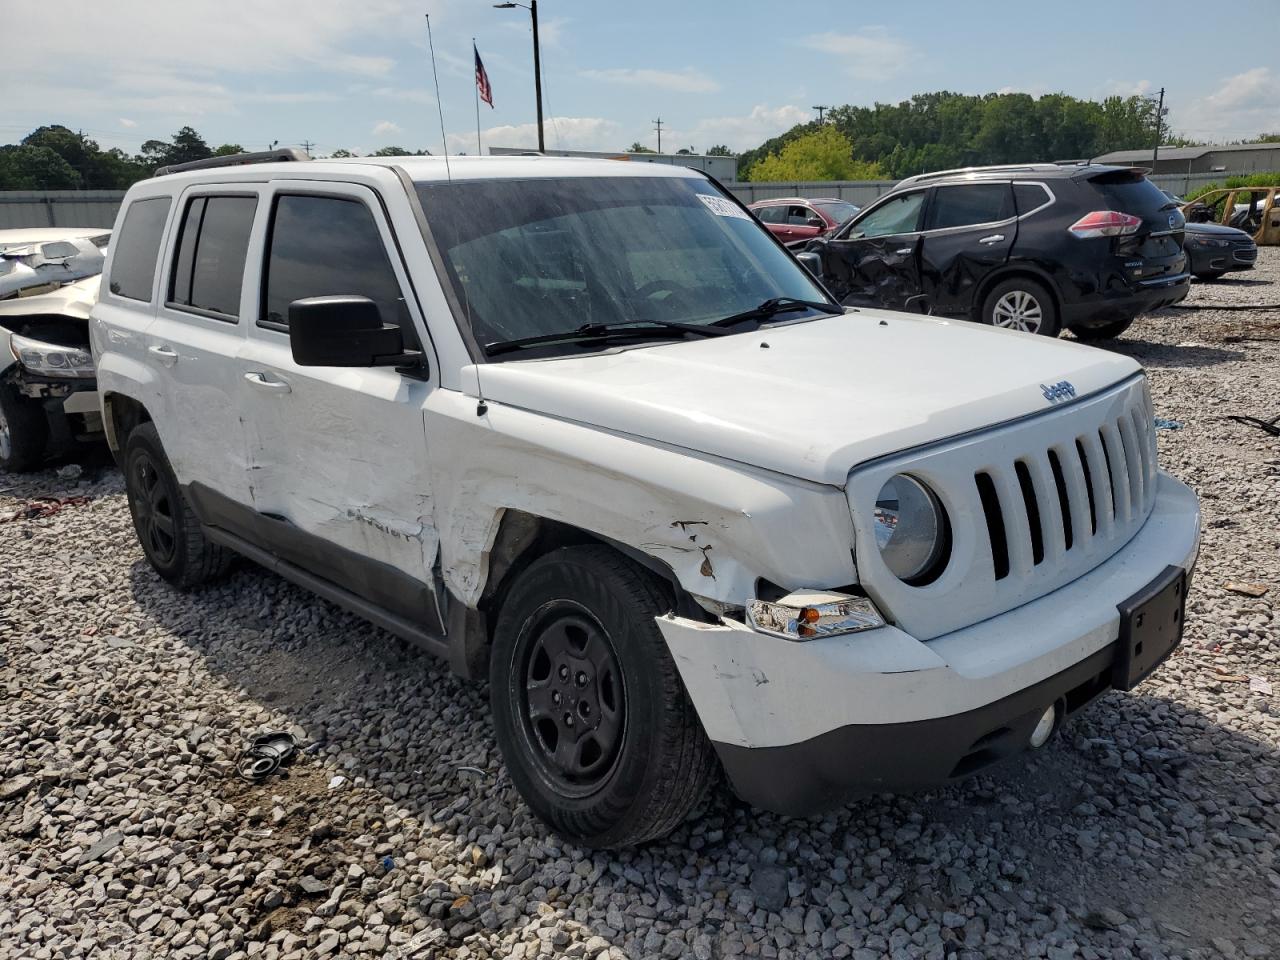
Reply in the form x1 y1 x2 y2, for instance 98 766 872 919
1113 565 1186 691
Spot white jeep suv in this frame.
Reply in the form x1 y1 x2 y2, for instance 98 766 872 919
91 151 1200 848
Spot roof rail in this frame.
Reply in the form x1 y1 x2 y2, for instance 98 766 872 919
897 163 1057 186
154 148 310 178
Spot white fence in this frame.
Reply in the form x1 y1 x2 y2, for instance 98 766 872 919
0 170 1269 230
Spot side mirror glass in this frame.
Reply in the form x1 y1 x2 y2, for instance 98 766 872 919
806 217 825 228
288 295 405 367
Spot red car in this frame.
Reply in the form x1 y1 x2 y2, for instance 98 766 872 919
748 197 860 243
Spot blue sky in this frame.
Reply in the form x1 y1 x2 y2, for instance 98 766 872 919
4 0 1278 158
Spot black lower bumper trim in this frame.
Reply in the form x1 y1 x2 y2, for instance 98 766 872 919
714 643 1117 816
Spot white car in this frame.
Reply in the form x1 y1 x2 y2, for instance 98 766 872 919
91 151 1201 847
0 228 110 300
0 275 102 471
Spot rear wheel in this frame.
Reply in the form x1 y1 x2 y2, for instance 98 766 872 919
1072 317 1135 341
490 545 716 848
0 384 48 473
123 423 231 588
981 278 1060 337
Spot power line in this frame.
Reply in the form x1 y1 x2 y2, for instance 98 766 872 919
300 139 315 156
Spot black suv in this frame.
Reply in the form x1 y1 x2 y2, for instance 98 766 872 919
795 163 1189 339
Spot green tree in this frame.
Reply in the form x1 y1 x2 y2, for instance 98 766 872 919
328 149 359 158
705 144 732 156
0 144 82 189
372 146 412 157
626 142 655 153
212 143 244 156
748 127 883 182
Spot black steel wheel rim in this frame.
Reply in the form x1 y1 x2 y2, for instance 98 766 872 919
129 453 177 565
517 602 626 797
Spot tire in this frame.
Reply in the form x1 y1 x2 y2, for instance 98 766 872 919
1194 271 1226 281
490 545 716 848
0 384 49 473
980 278 1061 337
123 422 231 588
1072 317 1135 341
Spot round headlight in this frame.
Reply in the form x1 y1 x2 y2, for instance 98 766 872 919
872 475 948 582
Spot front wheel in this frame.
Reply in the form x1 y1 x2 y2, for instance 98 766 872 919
0 384 49 473
490 545 716 848
1194 271 1226 281
980 278 1061 337
1072 317 1135 341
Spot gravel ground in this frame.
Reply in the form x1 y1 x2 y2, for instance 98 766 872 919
2 252 1279 960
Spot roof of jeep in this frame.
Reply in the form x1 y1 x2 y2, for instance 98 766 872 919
142 154 706 189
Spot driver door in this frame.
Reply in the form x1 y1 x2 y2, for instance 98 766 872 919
817 190 927 310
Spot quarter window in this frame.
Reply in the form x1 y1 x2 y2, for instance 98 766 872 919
108 197 171 302
925 184 1013 230
261 195 410 335
847 191 925 238
169 195 257 319
754 205 785 224
1013 183 1052 215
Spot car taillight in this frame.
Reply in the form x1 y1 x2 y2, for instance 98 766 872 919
1068 210 1142 239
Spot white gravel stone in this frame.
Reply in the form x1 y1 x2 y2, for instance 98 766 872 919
1 252 1278 958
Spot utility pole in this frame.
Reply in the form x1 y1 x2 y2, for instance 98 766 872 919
493 2 544 152
300 139 315 156
812 105 828 124
1151 87 1166 172
653 117 663 153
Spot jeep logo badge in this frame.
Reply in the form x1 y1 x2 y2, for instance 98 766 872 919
1040 380 1077 404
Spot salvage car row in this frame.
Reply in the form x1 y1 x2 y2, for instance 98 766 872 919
0 150 1205 849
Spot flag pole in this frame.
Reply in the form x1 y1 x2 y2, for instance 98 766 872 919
474 37 482 155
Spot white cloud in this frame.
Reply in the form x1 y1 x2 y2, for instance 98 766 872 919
373 120 404 137
1101 79 1153 98
370 86 436 105
1176 67 1280 140
119 118 138 128
500 15 569 48
800 27 915 80
664 104 812 154
580 67 720 94
449 116 622 154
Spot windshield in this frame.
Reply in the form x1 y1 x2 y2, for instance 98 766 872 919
415 175 832 359
812 200 858 223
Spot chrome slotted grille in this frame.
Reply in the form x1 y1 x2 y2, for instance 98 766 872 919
847 376 1159 641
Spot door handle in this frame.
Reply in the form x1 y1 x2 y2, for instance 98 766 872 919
244 372 292 394
148 345 178 366
894 247 914 255
978 234 1006 245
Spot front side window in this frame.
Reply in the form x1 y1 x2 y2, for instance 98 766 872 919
109 197 171 302
261 194 410 333
846 191 925 239
415 176 831 359
170 195 257 318
786 205 815 225
925 184 1013 230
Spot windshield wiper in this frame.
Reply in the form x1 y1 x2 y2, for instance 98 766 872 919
711 296 837 329
484 319 729 357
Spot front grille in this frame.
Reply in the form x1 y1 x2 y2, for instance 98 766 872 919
846 376 1158 641
973 403 1156 581
1233 246 1257 264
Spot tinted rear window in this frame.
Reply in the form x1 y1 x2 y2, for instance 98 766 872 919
1088 173 1177 220
109 197 171 301
926 183 1013 230
170 195 257 319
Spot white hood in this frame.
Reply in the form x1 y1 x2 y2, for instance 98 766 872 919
475 310 1142 486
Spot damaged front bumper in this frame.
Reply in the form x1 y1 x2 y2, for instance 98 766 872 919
658 471 1200 815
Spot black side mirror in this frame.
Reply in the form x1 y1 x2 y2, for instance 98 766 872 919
289 295 410 368
806 217 824 228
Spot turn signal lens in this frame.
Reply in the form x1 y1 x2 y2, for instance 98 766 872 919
748 590 885 642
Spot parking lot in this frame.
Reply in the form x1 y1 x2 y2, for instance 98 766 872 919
2 251 1277 960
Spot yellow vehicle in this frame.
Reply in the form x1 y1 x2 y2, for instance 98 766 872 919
1182 186 1280 245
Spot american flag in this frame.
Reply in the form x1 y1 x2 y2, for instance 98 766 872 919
474 43 493 108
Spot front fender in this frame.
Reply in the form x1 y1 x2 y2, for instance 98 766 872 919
423 390 857 610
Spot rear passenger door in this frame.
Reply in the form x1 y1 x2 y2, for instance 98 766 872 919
237 182 442 631
915 182 1015 317
147 188 260 505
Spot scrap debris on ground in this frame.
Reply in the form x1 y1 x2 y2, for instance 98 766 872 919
2 252 1278 960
